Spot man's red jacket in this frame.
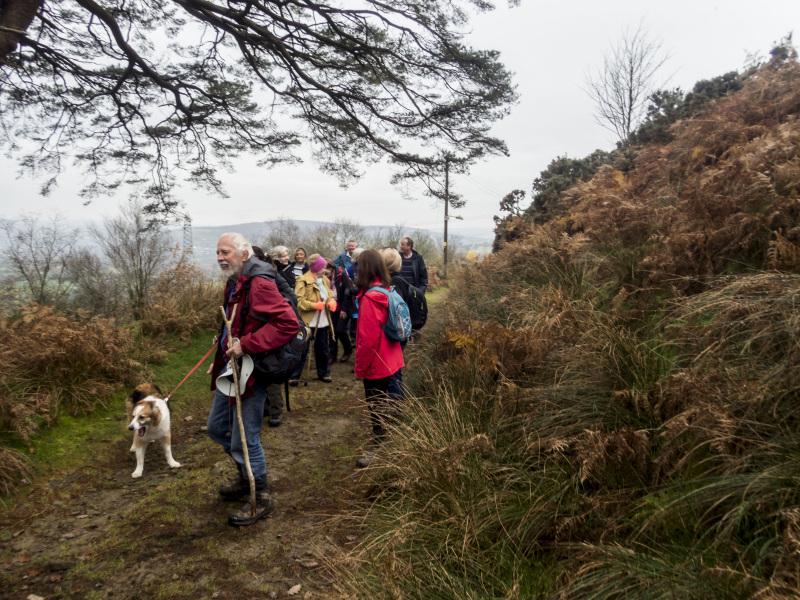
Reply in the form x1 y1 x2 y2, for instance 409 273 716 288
211 259 300 398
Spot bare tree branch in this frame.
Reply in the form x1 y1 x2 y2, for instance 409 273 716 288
88 200 170 318
585 23 669 142
0 212 78 306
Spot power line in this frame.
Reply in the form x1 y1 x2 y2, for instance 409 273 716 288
462 173 505 200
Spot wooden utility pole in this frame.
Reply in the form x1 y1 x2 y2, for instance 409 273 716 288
443 155 450 279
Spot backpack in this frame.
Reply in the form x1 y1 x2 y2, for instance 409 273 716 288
391 276 428 330
239 274 310 388
367 286 412 343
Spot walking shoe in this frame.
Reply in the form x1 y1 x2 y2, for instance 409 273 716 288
339 353 351 363
288 379 299 387
268 413 282 427
228 491 275 527
219 475 267 500
356 449 377 468
318 375 332 383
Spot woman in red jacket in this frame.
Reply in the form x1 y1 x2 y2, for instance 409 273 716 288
354 249 404 467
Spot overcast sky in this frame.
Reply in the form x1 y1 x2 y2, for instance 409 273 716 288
1 1 798 240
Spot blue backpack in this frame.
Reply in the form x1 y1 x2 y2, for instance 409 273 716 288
368 286 412 343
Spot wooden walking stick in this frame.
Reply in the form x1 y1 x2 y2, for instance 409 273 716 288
325 301 337 344
220 304 257 518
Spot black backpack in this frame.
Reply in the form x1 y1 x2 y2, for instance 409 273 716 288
391 276 428 331
239 274 310 394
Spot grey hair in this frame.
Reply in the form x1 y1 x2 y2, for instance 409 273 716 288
220 233 254 259
270 245 289 260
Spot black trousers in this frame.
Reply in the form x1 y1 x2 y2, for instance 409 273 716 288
292 325 331 379
329 312 353 360
363 376 393 442
349 317 358 350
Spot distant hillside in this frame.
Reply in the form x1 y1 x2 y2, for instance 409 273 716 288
0 217 490 279
182 219 493 268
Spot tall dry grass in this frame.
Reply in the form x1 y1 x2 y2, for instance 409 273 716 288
336 261 800 599
333 58 800 600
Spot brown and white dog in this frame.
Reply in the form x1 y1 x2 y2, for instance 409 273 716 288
126 384 181 478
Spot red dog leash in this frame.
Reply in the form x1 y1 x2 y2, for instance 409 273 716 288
166 344 217 401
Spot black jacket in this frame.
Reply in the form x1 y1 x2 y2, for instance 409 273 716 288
397 250 428 291
390 273 427 331
289 261 309 278
276 262 296 291
330 265 355 315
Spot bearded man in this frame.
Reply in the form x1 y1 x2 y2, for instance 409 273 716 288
208 233 299 526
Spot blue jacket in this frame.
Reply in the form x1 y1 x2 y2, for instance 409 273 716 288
332 250 353 270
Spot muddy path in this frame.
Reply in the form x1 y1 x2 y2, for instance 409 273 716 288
0 359 370 600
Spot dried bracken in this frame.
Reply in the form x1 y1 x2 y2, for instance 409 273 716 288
0 303 147 437
574 427 650 489
338 56 800 600
139 253 223 343
437 321 554 381
429 434 495 487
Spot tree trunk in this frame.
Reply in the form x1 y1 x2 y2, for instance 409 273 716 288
0 0 42 61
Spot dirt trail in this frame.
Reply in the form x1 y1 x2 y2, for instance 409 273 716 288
0 359 369 600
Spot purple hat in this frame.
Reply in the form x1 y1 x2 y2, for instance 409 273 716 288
310 256 328 273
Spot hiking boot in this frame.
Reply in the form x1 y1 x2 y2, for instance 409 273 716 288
318 375 332 383
268 413 283 427
339 353 351 363
219 476 248 500
219 475 266 501
288 379 299 387
356 449 377 468
228 491 275 527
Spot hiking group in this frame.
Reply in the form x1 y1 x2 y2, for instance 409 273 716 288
209 233 428 526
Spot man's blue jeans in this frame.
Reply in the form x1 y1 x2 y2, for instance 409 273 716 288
207 383 267 482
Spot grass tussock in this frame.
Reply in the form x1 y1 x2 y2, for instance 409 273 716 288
336 55 800 600
0 446 32 496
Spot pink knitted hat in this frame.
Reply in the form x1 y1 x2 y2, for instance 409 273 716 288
310 256 328 273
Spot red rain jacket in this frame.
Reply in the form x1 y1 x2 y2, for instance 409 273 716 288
354 278 404 380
